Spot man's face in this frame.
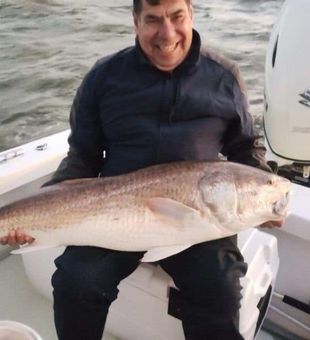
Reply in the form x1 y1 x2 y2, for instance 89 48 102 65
133 0 193 72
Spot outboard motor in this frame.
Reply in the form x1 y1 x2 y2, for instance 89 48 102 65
264 0 310 187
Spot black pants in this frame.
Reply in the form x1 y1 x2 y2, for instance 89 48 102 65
52 236 247 340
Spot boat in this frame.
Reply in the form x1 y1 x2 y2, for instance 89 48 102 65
0 0 309 338
0 128 283 340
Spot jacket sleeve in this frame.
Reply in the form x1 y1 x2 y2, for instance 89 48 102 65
43 67 105 186
221 77 272 172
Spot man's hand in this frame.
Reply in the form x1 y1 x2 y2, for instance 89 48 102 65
0 229 34 246
260 220 284 229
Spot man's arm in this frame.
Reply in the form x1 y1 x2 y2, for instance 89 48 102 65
221 77 272 172
221 76 283 229
44 66 105 186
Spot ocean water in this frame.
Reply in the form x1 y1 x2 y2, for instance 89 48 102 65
0 0 285 152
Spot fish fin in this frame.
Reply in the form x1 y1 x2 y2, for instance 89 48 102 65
146 197 200 224
141 245 192 262
61 178 96 185
11 244 56 255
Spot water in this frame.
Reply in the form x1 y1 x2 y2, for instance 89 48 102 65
0 0 285 152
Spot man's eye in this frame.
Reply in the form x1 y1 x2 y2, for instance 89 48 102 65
146 18 159 24
174 14 184 21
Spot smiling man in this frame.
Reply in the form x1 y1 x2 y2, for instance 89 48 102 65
133 0 193 71
1 0 281 339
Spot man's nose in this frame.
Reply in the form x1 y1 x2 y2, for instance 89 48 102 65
158 19 176 40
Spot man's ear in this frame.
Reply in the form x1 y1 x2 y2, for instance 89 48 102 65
189 5 194 20
133 12 139 34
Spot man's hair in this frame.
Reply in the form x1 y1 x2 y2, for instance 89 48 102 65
133 0 192 14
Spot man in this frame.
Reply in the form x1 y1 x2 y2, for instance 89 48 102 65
1 0 282 339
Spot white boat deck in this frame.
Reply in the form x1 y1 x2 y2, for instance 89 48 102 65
0 254 288 340
0 254 117 340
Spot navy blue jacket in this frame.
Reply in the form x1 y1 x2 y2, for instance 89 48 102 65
48 30 269 184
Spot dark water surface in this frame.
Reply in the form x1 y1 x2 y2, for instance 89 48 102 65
0 0 284 151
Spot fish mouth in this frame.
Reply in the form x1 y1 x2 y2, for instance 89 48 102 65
273 191 290 216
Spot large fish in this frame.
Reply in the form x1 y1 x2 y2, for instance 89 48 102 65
0 161 291 262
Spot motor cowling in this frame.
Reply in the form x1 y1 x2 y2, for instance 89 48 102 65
264 0 310 185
